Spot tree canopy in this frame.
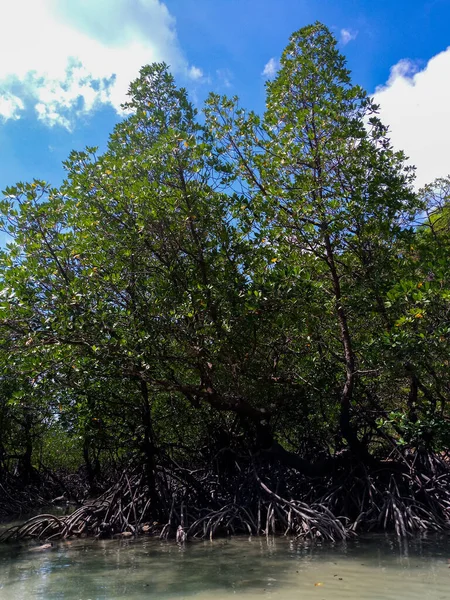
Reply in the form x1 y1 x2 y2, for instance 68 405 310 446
1 23 450 540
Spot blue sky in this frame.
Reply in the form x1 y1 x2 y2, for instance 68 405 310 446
1 0 450 192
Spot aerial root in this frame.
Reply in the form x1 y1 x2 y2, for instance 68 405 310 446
0 472 150 542
347 467 450 536
2 452 450 542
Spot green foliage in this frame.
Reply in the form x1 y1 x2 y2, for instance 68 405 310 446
0 25 449 487
39 425 84 472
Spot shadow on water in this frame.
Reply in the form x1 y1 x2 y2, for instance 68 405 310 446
0 534 450 599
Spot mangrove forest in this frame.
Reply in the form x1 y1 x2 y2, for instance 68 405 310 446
1 23 450 542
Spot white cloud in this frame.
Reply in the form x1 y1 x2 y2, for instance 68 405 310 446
0 0 202 130
262 57 279 78
340 28 358 45
374 48 450 187
188 65 204 81
0 93 24 121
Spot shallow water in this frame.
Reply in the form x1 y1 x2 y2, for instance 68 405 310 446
0 534 449 600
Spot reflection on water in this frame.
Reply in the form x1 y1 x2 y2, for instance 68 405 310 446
0 534 449 599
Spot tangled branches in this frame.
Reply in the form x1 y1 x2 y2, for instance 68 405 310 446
2 451 450 543
0 472 150 542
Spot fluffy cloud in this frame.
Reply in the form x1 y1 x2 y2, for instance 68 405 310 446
0 93 24 121
374 48 450 188
340 28 358 45
262 57 279 79
0 0 203 130
188 66 204 81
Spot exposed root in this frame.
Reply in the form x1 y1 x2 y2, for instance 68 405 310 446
348 467 450 536
0 472 150 542
254 471 347 541
2 451 450 543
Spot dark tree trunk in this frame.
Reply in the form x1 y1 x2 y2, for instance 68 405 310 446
322 232 375 465
83 437 101 493
140 380 159 508
20 410 37 485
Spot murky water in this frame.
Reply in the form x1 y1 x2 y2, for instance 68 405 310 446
0 534 449 599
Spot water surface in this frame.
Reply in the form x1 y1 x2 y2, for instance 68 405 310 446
0 534 449 599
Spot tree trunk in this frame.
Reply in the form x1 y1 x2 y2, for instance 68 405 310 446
83 436 100 494
323 232 374 464
140 380 159 508
20 410 36 485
